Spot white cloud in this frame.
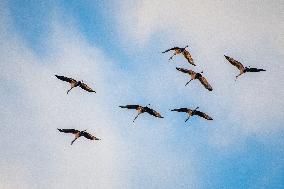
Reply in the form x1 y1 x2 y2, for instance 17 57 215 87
116 0 284 148
0 2 200 188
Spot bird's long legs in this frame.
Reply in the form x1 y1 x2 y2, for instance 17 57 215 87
168 53 177 61
71 137 78 145
235 73 243 81
133 112 142 123
67 87 74 94
185 79 193 86
185 115 191 122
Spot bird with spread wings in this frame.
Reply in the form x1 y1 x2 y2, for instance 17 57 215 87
57 128 100 145
55 75 96 94
171 107 213 123
119 104 164 122
176 67 213 91
224 55 266 80
162 45 196 66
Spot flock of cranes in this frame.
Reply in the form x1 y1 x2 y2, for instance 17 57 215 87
55 45 265 145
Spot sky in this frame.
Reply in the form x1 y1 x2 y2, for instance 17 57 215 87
0 0 284 188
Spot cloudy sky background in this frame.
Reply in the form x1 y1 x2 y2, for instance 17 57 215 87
0 0 283 188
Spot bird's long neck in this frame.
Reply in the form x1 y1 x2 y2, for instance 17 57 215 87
193 107 199 112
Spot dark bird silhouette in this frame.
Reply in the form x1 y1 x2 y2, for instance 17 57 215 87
55 75 96 94
171 107 213 123
162 45 196 66
176 67 213 91
224 55 266 80
57 128 100 145
119 104 163 122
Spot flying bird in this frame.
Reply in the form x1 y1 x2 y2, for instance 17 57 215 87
176 67 213 91
171 107 213 123
224 55 266 80
162 45 196 66
119 104 163 122
55 75 96 94
57 128 100 145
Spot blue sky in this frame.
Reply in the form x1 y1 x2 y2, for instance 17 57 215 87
1 0 284 189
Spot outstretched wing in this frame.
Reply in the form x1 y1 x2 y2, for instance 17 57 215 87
198 76 213 91
57 128 80 134
171 108 189 112
176 67 196 75
55 75 76 83
246 67 266 72
79 82 96 93
119 105 140 110
182 50 195 66
194 110 213 120
144 107 163 118
224 55 244 71
81 131 100 140
162 47 179 53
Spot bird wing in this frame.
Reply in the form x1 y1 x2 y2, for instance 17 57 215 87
57 128 80 134
182 50 196 66
246 67 266 72
55 75 76 83
194 110 213 120
224 55 244 71
119 105 140 110
176 67 196 75
144 107 163 118
79 82 96 93
162 47 179 53
198 76 213 91
171 108 189 112
81 131 100 140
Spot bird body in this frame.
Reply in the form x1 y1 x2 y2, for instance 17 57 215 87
119 104 163 122
176 67 213 91
57 128 100 145
171 107 213 123
224 55 266 79
55 75 96 94
162 45 195 66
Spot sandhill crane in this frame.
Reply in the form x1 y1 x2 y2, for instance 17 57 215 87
162 45 196 66
176 67 213 91
119 104 163 122
224 55 266 80
171 107 213 123
57 128 100 145
55 75 96 94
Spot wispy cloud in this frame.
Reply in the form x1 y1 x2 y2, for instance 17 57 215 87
1 1 284 188
116 0 284 148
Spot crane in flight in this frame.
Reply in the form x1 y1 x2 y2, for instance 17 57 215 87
55 75 96 94
171 107 213 123
162 45 196 66
176 67 213 91
224 55 266 80
119 104 163 122
57 128 100 145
